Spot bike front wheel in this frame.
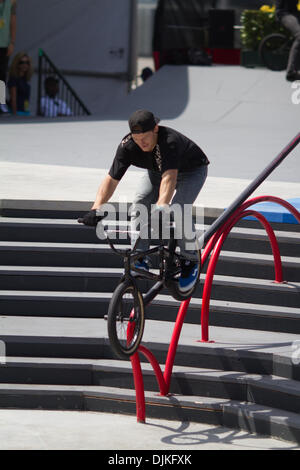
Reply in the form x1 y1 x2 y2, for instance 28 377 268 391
259 33 289 71
107 280 145 360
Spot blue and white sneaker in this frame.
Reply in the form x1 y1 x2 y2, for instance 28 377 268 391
179 260 199 292
134 257 151 272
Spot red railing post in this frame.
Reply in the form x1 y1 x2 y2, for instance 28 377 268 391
138 345 168 396
130 352 146 423
200 197 300 342
200 209 283 341
164 298 191 393
129 298 191 421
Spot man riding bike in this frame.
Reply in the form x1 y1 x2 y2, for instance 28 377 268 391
78 109 209 292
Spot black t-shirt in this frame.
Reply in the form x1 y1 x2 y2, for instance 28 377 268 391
108 126 210 181
275 0 298 19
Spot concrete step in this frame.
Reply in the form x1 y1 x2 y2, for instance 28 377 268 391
0 267 299 308
0 289 299 333
1 317 299 380
0 382 299 444
1 205 299 233
0 218 100 244
0 241 123 268
208 275 300 309
211 250 300 282
1 357 300 415
0 217 299 256
0 241 299 281
1 206 299 446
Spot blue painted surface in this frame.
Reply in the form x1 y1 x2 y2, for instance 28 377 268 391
244 198 300 224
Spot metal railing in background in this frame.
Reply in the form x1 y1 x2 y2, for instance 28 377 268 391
37 49 91 117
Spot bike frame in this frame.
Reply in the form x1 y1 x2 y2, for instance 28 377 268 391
101 224 180 307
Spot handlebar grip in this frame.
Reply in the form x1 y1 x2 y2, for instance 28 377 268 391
77 214 105 225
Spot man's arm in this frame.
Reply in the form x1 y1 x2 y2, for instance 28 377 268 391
91 174 120 210
156 169 178 206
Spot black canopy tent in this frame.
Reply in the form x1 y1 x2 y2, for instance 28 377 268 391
153 0 211 67
152 0 236 67
152 0 273 68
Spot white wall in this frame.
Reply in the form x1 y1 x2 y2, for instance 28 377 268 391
15 0 137 77
12 0 137 115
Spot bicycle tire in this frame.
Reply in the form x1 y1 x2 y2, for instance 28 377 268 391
107 280 145 360
165 245 202 301
259 33 289 71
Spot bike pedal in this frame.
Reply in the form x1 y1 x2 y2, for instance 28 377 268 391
169 267 182 277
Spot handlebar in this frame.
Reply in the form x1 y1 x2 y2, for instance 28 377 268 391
77 212 142 257
96 218 143 257
78 209 174 258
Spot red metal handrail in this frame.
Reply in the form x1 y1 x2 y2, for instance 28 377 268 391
129 300 191 422
200 196 300 342
128 196 300 422
201 209 282 342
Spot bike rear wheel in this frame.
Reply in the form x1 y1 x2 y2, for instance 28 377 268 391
259 33 289 71
107 280 145 359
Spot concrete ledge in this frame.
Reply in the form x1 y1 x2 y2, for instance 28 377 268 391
0 318 299 376
245 198 300 225
0 383 299 444
1 358 300 415
0 198 224 220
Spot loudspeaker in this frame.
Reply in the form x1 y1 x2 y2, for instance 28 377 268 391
209 9 235 48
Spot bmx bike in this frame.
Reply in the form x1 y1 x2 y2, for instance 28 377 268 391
81 214 201 360
259 32 292 71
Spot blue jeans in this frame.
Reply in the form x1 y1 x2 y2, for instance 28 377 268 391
130 166 208 261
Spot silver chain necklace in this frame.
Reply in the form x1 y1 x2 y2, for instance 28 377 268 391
154 144 162 172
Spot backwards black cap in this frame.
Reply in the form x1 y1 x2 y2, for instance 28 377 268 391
128 109 160 134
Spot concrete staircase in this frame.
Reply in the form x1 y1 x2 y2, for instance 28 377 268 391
0 206 299 445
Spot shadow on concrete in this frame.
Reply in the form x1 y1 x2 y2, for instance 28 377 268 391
0 66 189 125
146 413 299 449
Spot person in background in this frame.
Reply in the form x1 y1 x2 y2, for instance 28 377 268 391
141 67 153 82
275 0 300 81
40 76 73 117
0 0 16 114
7 51 33 115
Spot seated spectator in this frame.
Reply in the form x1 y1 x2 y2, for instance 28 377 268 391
40 76 73 117
7 51 33 115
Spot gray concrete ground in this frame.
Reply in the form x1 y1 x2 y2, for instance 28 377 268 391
0 319 299 450
0 63 299 213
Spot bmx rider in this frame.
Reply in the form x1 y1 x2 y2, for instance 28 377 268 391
79 109 209 292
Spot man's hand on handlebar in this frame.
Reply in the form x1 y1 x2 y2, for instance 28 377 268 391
78 209 104 227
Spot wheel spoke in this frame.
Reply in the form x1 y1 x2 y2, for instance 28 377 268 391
107 283 144 359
